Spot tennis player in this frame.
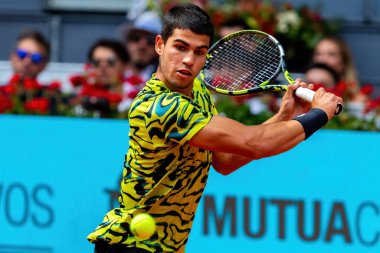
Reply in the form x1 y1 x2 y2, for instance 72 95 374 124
88 4 342 253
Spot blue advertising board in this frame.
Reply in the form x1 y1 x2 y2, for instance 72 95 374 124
0 115 379 252
188 131 380 253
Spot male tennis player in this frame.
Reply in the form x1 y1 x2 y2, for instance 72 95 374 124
88 4 342 253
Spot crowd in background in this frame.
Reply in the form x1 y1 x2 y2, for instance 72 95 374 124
0 0 379 130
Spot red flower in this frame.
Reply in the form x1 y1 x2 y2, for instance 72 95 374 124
107 93 123 105
23 78 42 90
360 84 374 95
24 98 50 114
3 84 16 95
311 81 346 97
333 81 347 96
126 75 144 86
212 11 226 27
84 88 107 98
312 12 322 22
127 90 140 99
47 81 61 90
364 95 380 112
70 75 87 87
8 74 21 85
0 92 13 113
80 84 122 105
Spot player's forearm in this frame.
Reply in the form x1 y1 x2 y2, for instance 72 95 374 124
212 122 304 175
263 112 288 124
212 120 305 175
244 120 305 159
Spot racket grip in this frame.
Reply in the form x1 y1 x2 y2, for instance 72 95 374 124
295 87 314 103
295 87 343 116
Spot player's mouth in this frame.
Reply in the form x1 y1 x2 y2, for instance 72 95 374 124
177 69 192 78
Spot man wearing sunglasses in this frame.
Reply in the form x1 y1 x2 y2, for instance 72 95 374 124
1 29 64 115
69 39 129 118
10 29 49 80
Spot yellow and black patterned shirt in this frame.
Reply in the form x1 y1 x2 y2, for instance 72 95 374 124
88 75 218 252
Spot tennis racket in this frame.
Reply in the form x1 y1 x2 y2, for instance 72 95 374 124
198 30 343 115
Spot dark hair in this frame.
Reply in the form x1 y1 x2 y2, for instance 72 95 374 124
306 62 340 84
87 38 129 63
17 29 50 59
161 3 214 46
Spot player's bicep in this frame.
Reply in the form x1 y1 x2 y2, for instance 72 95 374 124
189 115 258 158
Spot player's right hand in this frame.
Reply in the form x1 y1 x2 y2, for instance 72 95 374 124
312 88 343 120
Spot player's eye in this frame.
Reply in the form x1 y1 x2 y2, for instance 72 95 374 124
195 50 207 56
175 45 187 52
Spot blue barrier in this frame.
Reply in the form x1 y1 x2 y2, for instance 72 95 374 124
0 115 379 253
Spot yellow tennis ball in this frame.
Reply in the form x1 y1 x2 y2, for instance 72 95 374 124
130 213 156 240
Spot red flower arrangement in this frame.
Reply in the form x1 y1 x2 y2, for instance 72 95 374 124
0 74 65 115
24 97 50 114
0 88 13 113
68 66 133 118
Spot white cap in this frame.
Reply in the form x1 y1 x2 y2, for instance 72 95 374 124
131 11 162 35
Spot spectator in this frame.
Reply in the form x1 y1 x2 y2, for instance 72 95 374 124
0 29 63 115
304 62 348 101
121 11 162 82
10 30 49 80
312 35 368 103
304 62 340 89
69 38 129 118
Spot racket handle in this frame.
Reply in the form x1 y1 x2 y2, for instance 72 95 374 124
295 87 343 116
295 87 314 102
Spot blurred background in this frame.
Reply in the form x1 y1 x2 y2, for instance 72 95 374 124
0 0 379 80
1 0 380 129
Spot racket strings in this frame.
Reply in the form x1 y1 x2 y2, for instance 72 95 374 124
204 33 281 91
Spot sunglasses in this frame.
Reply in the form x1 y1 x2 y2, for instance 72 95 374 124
15 49 45 64
91 57 118 68
127 33 156 46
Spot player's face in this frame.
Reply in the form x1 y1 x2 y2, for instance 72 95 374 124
155 28 210 97
10 38 48 79
313 39 344 75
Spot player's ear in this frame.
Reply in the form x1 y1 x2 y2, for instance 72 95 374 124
155 35 164 55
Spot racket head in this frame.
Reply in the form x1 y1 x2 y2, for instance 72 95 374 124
199 30 289 96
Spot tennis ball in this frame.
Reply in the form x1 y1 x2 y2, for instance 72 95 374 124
130 213 156 240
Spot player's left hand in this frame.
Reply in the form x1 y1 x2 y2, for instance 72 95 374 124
278 79 313 120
